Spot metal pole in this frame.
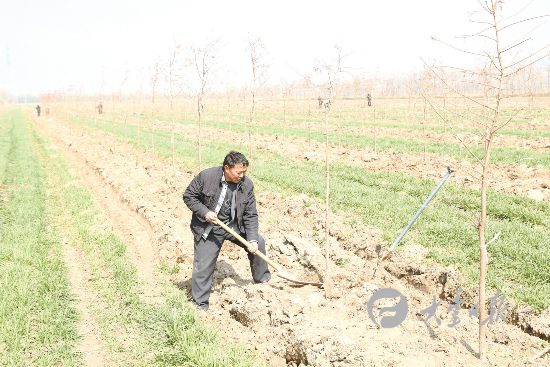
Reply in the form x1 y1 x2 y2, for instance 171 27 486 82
383 167 454 259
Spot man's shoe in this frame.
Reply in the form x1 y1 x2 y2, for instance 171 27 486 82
192 301 209 312
254 274 271 284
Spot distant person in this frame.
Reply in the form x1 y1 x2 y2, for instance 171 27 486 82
35 104 41 117
318 96 323 109
45 107 50 116
367 93 372 107
97 102 103 114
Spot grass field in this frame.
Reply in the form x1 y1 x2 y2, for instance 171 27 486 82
0 110 80 365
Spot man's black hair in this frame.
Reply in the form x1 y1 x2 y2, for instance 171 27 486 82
223 151 249 168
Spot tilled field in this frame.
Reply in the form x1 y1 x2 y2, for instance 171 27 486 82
31 113 550 366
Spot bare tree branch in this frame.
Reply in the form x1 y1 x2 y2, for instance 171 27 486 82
501 38 531 54
419 88 485 166
433 93 495 121
437 65 500 81
478 0 492 15
503 42 550 70
457 30 496 43
499 14 550 32
443 191 483 227
493 107 524 132
482 50 502 74
500 0 536 23
422 58 497 112
431 36 490 58
504 51 550 77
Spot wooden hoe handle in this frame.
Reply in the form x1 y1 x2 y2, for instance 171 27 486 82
213 218 283 272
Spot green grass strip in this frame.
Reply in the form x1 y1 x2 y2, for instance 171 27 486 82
64 113 550 311
0 110 80 366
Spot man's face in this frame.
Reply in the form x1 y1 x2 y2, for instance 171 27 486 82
224 163 247 183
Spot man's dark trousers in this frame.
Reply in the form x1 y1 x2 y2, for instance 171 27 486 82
192 229 271 309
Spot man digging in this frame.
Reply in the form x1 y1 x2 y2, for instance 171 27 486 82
183 151 271 311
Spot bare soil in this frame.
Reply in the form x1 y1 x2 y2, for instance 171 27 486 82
61 238 111 366
35 115 549 366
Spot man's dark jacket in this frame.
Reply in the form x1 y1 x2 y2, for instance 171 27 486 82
183 166 259 243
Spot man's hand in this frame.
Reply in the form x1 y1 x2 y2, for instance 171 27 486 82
248 240 259 255
205 211 218 223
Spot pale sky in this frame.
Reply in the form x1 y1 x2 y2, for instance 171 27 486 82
0 0 548 94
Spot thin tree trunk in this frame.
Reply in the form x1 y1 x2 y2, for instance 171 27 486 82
283 93 287 137
373 107 377 153
478 127 494 361
423 98 427 161
248 90 254 166
124 113 128 142
197 94 203 170
324 109 332 297
479 3 505 359
374 126 378 154
150 105 155 155
170 94 175 166
171 115 175 166
307 108 311 147
138 123 141 149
